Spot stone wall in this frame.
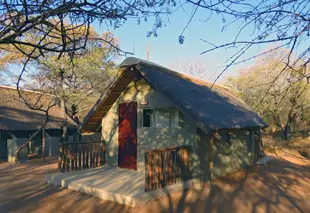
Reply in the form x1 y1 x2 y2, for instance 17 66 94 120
194 129 260 182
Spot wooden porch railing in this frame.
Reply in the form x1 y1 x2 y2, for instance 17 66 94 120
59 141 106 172
145 145 191 192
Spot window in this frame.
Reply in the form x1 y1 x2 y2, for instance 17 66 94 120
142 108 184 128
155 109 170 128
143 109 154 127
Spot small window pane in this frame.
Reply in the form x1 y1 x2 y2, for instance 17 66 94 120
143 109 153 127
155 109 170 128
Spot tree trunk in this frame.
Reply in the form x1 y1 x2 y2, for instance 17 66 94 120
284 122 291 140
61 98 68 142
60 70 68 142
15 127 42 163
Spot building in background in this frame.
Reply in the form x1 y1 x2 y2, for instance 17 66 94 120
0 86 77 162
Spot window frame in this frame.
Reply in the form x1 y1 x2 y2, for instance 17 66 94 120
142 108 154 128
140 107 184 129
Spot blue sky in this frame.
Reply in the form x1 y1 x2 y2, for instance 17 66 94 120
94 4 266 82
2 3 290 86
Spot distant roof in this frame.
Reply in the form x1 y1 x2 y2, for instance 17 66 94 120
81 57 267 132
0 86 77 131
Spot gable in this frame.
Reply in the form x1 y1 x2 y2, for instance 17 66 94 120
137 63 266 130
100 77 183 134
81 57 267 132
81 68 138 132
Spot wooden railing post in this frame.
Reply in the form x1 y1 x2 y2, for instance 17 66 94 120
183 147 189 180
66 145 69 172
57 142 64 172
145 151 149 192
149 152 154 191
159 152 164 187
74 144 78 170
70 145 74 171
78 144 81 170
83 144 86 169
86 144 89 168
144 145 191 192
96 144 100 167
89 144 92 168
59 141 105 173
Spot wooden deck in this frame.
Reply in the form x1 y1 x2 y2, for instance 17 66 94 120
45 166 193 207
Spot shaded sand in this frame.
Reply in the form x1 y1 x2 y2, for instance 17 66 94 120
0 151 309 213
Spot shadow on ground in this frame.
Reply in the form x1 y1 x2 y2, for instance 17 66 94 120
0 153 309 213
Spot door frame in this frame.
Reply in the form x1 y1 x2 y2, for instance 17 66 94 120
118 101 137 170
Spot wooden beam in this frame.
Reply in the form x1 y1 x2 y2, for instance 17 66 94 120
92 116 105 119
81 130 95 133
95 111 107 115
88 117 103 121
98 105 113 109
110 91 122 95
83 125 100 129
118 78 132 83
117 84 131 87
103 97 117 105
112 88 125 93
84 123 100 126
86 122 102 125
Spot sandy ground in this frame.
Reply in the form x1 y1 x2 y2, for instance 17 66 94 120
0 152 309 213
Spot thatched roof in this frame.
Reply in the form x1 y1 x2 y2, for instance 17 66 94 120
0 85 77 131
81 57 267 132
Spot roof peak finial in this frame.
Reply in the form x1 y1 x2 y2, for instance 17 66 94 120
146 44 149 61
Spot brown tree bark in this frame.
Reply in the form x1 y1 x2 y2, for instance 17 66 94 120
15 127 42 163
15 111 49 163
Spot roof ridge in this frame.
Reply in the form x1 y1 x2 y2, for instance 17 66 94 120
82 57 267 131
139 60 234 92
121 57 232 92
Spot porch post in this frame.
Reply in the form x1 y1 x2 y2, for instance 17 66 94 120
144 151 149 192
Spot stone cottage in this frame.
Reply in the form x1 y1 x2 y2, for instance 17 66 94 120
80 57 267 185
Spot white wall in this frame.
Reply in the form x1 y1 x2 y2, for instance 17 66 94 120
101 78 197 172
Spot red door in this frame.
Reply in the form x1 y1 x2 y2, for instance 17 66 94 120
118 102 137 170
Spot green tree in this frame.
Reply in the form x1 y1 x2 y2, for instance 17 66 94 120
28 31 118 119
227 52 310 140
7 27 119 163
0 0 175 60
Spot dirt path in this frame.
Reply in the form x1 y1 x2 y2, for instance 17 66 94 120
0 153 309 213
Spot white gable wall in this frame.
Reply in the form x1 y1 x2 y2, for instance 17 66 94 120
101 78 197 172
